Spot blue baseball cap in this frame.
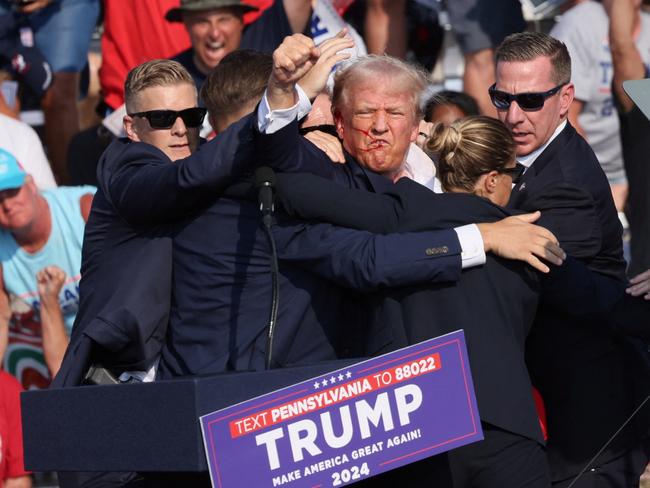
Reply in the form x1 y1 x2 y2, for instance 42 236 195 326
0 149 26 191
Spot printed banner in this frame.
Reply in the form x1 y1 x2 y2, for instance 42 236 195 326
201 330 482 488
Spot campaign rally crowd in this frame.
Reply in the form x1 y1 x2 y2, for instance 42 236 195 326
2 0 650 487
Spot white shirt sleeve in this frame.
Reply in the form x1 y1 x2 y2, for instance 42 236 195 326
257 84 312 134
454 224 486 269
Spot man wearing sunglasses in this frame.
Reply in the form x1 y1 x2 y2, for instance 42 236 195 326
493 32 647 487
53 59 260 392
123 90 205 162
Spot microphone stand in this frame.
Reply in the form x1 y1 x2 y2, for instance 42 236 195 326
255 167 280 370
262 213 280 370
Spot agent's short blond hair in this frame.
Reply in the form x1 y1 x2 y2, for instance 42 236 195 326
124 59 195 112
426 116 516 193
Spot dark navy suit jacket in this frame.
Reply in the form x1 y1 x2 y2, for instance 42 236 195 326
508 123 640 480
509 123 625 280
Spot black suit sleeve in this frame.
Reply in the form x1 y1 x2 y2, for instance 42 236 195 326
274 219 463 292
104 114 257 225
542 259 650 340
255 118 348 180
519 183 602 259
276 172 406 233
276 173 509 233
541 257 624 316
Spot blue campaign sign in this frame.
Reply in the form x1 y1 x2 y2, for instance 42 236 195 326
200 329 482 488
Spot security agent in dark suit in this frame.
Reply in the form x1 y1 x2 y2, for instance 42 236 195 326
492 32 648 487
271 115 650 487
52 60 278 390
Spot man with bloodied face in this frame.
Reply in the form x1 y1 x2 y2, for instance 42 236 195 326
329 56 424 181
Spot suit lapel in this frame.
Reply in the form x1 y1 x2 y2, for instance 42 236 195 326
509 163 535 208
508 123 575 209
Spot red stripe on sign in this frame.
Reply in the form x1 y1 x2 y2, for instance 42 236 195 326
228 353 441 438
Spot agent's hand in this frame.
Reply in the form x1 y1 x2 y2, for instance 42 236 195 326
478 211 566 273
303 130 345 163
627 268 650 300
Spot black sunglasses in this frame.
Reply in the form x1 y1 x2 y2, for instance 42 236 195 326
128 107 207 129
488 83 567 111
497 163 526 184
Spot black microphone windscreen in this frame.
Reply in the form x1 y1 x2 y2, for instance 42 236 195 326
254 167 276 189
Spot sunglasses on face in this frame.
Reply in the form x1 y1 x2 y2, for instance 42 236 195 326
497 163 526 184
128 107 207 129
488 83 567 111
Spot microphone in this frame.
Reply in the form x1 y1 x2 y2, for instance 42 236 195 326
255 167 276 229
254 167 279 369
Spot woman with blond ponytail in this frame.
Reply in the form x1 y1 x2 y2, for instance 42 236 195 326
426 116 524 205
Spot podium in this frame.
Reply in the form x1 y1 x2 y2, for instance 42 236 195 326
21 360 356 472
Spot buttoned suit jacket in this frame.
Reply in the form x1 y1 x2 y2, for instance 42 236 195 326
507 122 640 481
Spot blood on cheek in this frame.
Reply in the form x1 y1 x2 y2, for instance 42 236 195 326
352 128 386 152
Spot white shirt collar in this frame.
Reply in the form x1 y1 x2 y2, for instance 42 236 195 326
517 120 567 169
404 143 441 192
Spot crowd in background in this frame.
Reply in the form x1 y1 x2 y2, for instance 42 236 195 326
1 0 650 487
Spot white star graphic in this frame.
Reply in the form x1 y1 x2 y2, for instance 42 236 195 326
338 373 344 382
322 378 329 387
313 381 320 389
345 371 352 379
330 376 336 384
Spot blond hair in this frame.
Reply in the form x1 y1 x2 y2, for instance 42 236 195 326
125 59 195 112
331 55 429 120
426 116 516 193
